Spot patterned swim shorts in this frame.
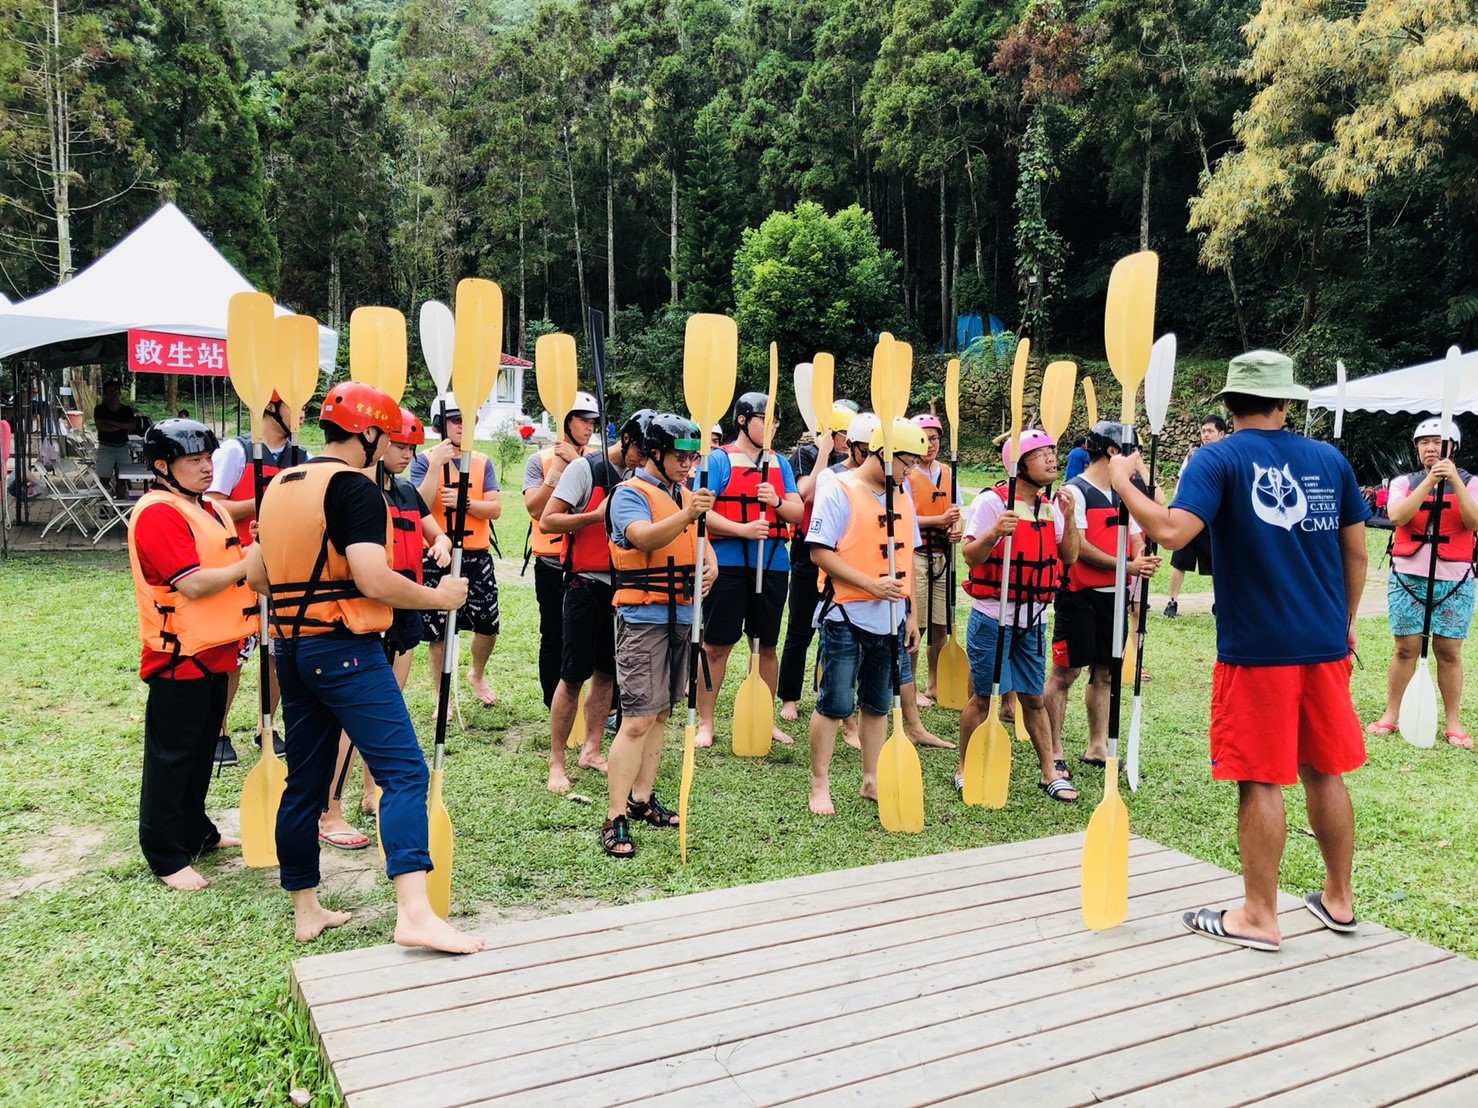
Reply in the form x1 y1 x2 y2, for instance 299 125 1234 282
1387 570 1474 640
421 549 500 639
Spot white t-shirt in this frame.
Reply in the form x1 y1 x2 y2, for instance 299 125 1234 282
1059 474 1141 593
807 473 922 635
963 487 1066 625
1389 472 1478 581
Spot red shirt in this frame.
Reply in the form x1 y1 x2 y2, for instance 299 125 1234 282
134 501 243 680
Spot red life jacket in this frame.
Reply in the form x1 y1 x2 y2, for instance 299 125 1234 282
712 443 791 543
1391 469 1476 564
1064 475 1120 591
226 435 299 546
385 477 424 584
964 483 1060 609
565 457 619 576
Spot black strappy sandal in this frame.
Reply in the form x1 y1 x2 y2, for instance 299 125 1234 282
600 815 635 858
627 791 680 828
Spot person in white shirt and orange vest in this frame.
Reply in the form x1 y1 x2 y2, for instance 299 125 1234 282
695 392 804 748
600 414 717 858
539 408 654 792
412 395 502 707
1044 421 1160 769
959 428 1080 800
244 382 480 952
522 391 601 707
905 412 962 706
127 419 255 890
804 417 925 816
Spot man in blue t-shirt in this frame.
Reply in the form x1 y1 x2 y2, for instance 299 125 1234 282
695 392 803 749
1109 350 1370 955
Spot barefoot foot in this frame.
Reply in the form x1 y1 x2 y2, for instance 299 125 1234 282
547 765 572 793
294 904 352 941
916 692 935 708
394 910 485 954
467 672 497 707
859 778 878 801
694 725 714 749
771 725 794 747
207 835 241 850
577 746 608 772
808 782 834 815
160 866 209 891
779 701 799 721
909 727 954 749
843 723 861 751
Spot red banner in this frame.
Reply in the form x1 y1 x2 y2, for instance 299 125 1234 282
127 329 229 377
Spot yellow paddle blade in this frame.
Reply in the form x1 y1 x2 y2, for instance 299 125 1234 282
1007 338 1029 467
961 717 989 806
568 686 586 750
877 709 924 833
452 278 503 426
936 637 968 711
731 656 773 758
349 306 407 404
426 768 453 920
894 340 914 417
683 314 738 456
1121 625 1138 683
274 313 321 432
535 332 578 440
1081 756 1130 929
1083 377 1098 426
226 291 273 436
1398 657 1438 749
1104 251 1158 422
1041 360 1077 441
679 721 697 864
239 749 287 868
945 357 961 456
870 332 900 427
763 342 779 450
811 352 835 436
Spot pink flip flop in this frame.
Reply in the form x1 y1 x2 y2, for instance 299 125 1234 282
1444 730 1473 749
318 829 370 850
1365 720 1397 736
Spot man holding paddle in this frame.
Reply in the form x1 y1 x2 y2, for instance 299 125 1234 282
1108 350 1369 952
905 413 961 706
245 383 481 953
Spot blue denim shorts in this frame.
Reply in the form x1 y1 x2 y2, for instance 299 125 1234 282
965 608 1047 696
815 619 913 719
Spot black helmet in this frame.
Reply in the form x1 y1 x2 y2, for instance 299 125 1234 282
144 419 219 469
1085 420 1136 457
619 408 657 454
644 412 701 456
734 391 769 423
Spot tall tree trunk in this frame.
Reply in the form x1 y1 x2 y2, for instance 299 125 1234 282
901 180 911 321
328 252 342 332
562 124 589 337
669 164 679 305
938 173 949 351
517 167 527 357
957 112 984 278
1140 142 1151 251
606 141 616 335
48 0 72 280
542 223 550 320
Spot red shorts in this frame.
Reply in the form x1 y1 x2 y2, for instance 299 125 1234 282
1208 658 1365 785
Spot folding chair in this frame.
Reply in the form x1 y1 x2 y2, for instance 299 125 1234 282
36 465 104 540
89 467 137 544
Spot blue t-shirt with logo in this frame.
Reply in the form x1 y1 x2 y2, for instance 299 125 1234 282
1172 428 1370 666
701 447 798 572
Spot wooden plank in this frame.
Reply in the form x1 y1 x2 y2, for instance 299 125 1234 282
1405 1075 1478 1106
303 841 1192 1023
1265 1023 1478 1107
922 953 1464 1106
356 888 1335 1106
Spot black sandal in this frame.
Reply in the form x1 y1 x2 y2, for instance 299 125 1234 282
1053 759 1071 778
600 815 635 858
627 791 680 828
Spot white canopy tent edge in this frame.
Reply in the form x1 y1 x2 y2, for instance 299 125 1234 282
1307 350 1478 417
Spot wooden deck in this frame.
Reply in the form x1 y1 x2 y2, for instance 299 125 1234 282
290 832 1478 1106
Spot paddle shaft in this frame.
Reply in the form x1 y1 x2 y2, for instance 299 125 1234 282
1107 432 1132 760
1417 457 1452 658
1130 433 1160 698
884 464 903 702
686 461 710 718
946 450 959 632
432 460 472 771
251 443 272 741
753 453 770 592
986 472 1019 701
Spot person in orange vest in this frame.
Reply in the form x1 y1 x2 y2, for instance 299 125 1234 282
244 383 480 952
319 407 453 843
905 412 962 706
600 413 716 858
958 428 1080 800
1367 418 1478 746
522 391 601 707
539 409 654 793
413 395 502 707
1044 421 1159 769
126 419 254 890
804 417 925 816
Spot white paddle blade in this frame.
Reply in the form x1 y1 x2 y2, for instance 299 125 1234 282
1334 359 1347 439
1398 658 1438 749
420 300 455 394
1126 697 1142 791
794 362 815 433
1144 333 1176 435
1441 346 1462 443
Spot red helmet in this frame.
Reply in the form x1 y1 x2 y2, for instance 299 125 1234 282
319 382 402 435
388 406 424 445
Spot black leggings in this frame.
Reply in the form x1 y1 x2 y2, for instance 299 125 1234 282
777 542 821 703
139 671 227 877
533 558 564 707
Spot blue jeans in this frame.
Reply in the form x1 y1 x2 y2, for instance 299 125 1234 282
815 619 913 719
965 609 1047 696
274 635 432 890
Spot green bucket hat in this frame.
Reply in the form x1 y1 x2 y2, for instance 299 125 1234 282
1215 349 1309 401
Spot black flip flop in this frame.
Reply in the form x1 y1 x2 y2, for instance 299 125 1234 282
1181 907 1279 953
1304 891 1357 934
1079 755 1107 768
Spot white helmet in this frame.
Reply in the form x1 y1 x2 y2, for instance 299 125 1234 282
1414 417 1460 447
430 393 461 431
846 412 881 445
711 423 723 437
569 391 600 419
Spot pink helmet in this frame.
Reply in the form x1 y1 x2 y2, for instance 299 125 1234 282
1002 428 1057 473
912 413 943 431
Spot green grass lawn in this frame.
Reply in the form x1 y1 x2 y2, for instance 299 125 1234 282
1 450 1475 1105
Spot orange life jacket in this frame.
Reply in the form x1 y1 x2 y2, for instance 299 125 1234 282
225 435 299 546
906 461 953 555
964 482 1060 610
609 476 696 611
712 443 791 543
258 461 393 639
528 446 565 559
385 476 424 584
1064 475 1119 591
426 452 494 551
1391 469 1476 564
127 490 255 661
818 470 916 604
566 456 619 576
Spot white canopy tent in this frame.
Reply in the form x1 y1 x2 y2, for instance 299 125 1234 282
1307 350 1478 416
0 203 337 369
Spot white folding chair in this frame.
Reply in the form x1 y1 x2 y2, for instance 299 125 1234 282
89 467 136 544
36 465 104 539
